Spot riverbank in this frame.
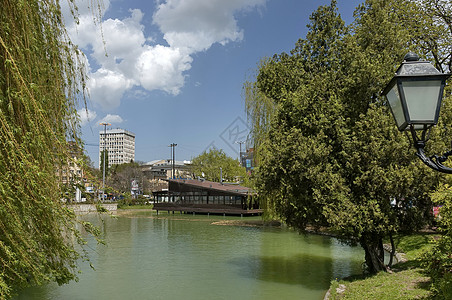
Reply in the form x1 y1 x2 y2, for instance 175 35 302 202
325 233 435 299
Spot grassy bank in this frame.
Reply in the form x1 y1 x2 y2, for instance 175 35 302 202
327 233 436 300
118 204 154 210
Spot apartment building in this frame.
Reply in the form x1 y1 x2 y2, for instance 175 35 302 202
99 128 135 168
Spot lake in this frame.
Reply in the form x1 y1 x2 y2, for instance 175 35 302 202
15 210 364 300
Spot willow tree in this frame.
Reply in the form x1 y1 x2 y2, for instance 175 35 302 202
0 0 101 297
246 0 451 273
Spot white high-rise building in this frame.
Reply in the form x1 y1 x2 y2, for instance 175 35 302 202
99 128 135 168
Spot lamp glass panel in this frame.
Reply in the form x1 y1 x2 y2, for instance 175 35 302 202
411 124 426 131
386 84 405 128
402 80 442 122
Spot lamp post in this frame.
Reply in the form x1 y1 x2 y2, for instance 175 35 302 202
383 52 451 173
100 122 111 201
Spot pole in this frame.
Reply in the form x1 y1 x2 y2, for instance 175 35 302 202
168 143 177 179
235 140 245 165
169 145 172 177
173 143 177 179
100 122 111 201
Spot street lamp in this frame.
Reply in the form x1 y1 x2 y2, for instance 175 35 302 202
383 52 451 173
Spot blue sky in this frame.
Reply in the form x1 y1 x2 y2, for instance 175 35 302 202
67 0 363 167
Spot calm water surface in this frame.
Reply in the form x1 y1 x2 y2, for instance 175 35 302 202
15 211 364 300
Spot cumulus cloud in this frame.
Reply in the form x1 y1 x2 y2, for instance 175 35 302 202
99 114 124 125
64 0 266 110
136 45 192 94
78 108 97 126
153 0 266 52
88 68 132 109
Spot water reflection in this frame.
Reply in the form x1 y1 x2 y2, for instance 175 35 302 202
231 233 361 291
14 213 364 300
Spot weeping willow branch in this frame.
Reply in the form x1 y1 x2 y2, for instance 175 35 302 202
243 59 276 164
0 0 102 297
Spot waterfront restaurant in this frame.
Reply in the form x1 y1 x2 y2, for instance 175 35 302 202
152 178 261 216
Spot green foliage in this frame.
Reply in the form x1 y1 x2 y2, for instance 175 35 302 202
243 66 276 164
421 184 452 299
245 0 451 274
116 193 150 208
191 149 248 184
0 0 102 297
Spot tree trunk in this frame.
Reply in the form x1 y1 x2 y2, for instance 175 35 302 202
388 233 396 268
360 232 387 274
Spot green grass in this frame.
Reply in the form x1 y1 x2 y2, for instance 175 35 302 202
327 233 437 300
330 268 431 299
392 233 435 261
118 204 154 210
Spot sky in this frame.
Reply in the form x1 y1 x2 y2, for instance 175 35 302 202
65 0 363 167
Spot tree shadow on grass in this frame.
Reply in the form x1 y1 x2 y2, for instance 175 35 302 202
393 232 435 254
392 259 422 271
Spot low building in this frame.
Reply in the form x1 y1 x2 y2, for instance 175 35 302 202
153 178 261 216
141 159 192 192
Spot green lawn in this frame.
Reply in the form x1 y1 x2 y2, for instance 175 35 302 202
327 233 437 300
118 204 154 210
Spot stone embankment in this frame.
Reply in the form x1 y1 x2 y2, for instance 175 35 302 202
68 203 117 213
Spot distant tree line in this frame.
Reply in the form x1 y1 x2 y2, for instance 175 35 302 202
191 149 250 186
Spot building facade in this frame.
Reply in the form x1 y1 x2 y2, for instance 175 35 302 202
99 128 135 168
141 159 192 192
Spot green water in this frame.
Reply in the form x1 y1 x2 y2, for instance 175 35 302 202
15 211 364 300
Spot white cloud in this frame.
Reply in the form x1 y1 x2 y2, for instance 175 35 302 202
136 45 192 94
153 0 266 52
88 68 132 109
78 108 97 126
99 114 124 125
64 0 266 109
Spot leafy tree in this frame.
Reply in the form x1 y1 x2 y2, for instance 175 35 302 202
0 0 102 297
108 162 148 195
191 149 248 184
246 0 450 273
422 184 452 299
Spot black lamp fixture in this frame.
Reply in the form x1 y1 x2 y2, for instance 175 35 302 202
382 52 451 173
